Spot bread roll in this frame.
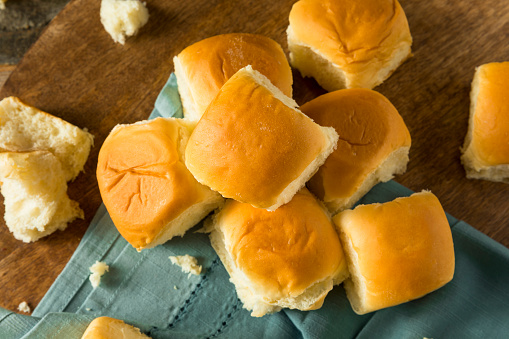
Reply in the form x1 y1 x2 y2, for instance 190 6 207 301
0 96 94 182
461 62 509 183
174 33 293 122
0 151 83 242
287 0 412 91
185 65 338 211
333 191 455 315
81 316 150 338
96 117 223 251
302 89 411 214
207 189 348 317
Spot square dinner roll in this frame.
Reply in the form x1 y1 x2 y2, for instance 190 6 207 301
0 151 84 242
287 0 412 91
81 316 150 338
206 189 349 317
96 117 223 251
173 33 293 122
302 89 411 214
333 191 455 315
0 96 94 182
185 65 338 211
461 62 509 183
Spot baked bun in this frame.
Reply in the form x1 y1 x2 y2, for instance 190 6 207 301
185 65 338 211
302 89 411 214
461 62 509 183
81 316 150 338
207 188 348 317
173 33 293 122
0 96 94 182
333 191 455 315
287 0 412 91
0 150 83 242
97 117 223 251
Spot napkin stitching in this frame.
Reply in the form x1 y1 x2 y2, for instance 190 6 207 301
206 298 242 339
167 257 221 329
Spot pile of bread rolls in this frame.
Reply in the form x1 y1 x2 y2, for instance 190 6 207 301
97 0 457 317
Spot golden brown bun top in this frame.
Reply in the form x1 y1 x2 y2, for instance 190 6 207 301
97 118 207 251
333 191 455 313
217 189 346 299
289 0 411 69
302 89 410 202
469 62 509 166
176 33 293 108
185 66 329 209
81 316 149 338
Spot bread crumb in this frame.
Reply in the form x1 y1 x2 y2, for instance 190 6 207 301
89 261 109 288
173 285 178 290
86 307 92 311
169 255 202 277
100 0 149 45
17 301 30 313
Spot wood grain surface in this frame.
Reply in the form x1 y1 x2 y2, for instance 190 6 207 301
0 0 508 313
0 65 14 89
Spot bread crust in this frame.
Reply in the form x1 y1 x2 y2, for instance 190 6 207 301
333 191 455 314
97 118 222 251
302 89 411 214
208 189 348 317
174 33 293 122
461 62 509 183
185 66 338 211
287 0 412 90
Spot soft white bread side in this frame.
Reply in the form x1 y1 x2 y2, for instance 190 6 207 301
461 62 509 183
100 0 149 45
173 33 293 122
287 0 412 91
97 117 223 251
0 0 6 10
333 191 455 315
302 89 411 214
207 189 348 317
0 151 84 242
81 316 151 339
185 65 338 211
0 97 94 182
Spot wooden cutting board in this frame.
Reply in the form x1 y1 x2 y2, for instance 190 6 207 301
0 0 508 313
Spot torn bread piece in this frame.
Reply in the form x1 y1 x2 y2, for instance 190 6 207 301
89 261 109 288
0 96 94 182
17 301 30 314
169 255 202 277
100 0 149 45
0 151 84 242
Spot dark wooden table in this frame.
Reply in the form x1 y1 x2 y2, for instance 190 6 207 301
0 0 508 313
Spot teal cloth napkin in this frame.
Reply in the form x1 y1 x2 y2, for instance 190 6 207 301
1 73 509 338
